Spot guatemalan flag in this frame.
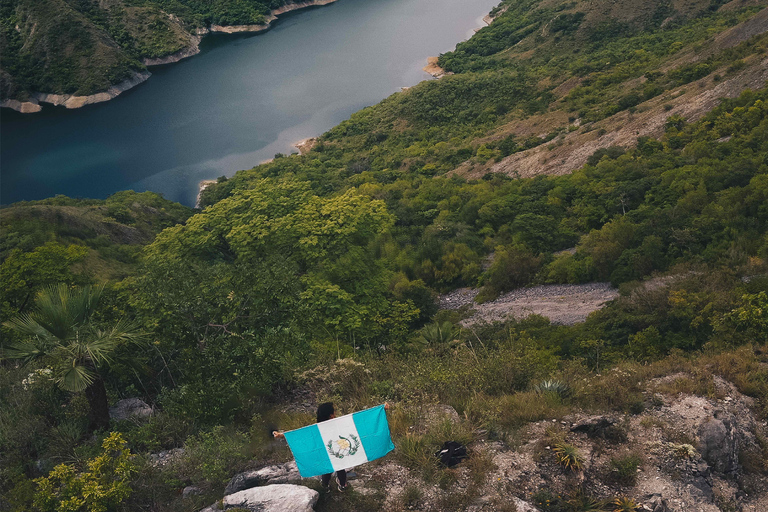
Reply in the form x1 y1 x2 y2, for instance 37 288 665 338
283 404 395 478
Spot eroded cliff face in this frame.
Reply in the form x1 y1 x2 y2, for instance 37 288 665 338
449 5 768 182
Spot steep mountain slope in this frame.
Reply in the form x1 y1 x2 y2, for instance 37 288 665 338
202 0 768 207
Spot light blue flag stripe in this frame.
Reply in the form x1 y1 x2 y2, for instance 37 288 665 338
283 424 334 478
353 404 395 461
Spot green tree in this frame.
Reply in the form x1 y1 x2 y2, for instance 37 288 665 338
2 284 145 432
0 243 89 321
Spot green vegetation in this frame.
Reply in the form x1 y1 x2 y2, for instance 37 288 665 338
609 453 642 486
2 0 768 510
4 284 146 432
32 433 135 512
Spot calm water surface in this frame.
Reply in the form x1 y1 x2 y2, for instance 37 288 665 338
0 0 498 206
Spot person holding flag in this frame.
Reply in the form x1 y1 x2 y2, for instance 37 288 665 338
273 402 393 491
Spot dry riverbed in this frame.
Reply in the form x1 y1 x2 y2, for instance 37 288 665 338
440 283 619 326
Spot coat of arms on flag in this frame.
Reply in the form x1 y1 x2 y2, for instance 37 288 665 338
283 404 394 478
327 434 360 458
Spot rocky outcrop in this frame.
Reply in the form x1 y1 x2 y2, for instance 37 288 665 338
570 416 626 442
698 415 739 474
109 398 153 421
0 99 42 113
512 498 541 512
182 486 203 498
224 461 302 495
423 56 447 78
148 448 185 467
439 282 618 326
200 484 318 512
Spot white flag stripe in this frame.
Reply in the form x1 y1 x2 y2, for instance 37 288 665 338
316 414 369 472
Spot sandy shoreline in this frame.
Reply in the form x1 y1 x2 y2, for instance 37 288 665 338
422 56 448 78
2 0 339 113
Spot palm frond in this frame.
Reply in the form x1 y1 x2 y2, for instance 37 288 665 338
1 339 50 364
3 314 54 339
57 364 96 392
31 284 103 340
86 320 147 366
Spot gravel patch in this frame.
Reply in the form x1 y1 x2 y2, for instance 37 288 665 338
440 283 618 326
438 287 479 309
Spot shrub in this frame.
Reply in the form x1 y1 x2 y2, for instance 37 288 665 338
416 321 456 346
610 453 642 485
491 390 568 429
670 443 696 458
476 245 542 301
178 426 250 486
531 489 568 511
400 485 423 508
395 434 438 477
33 432 136 512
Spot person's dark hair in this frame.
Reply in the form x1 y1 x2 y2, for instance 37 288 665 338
317 402 335 422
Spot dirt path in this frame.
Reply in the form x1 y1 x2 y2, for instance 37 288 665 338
440 283 619 326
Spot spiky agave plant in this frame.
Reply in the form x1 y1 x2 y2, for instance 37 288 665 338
566 488 602 511
553 442 583 471
534 379 572 400
611 497 640 512
416 321 455 346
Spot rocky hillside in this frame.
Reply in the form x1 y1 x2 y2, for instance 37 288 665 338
131 348 768 512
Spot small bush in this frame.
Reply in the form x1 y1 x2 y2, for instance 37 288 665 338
465 448 496 486
178 426 250 487
531 489 568 511
400 484 423 508
416 321 455 346
395 434 438 477
610 453 642 485
495 390 568 428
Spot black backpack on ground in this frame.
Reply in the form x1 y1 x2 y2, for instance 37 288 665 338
435 441 468 467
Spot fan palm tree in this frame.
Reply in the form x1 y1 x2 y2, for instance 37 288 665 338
2 284 146 432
